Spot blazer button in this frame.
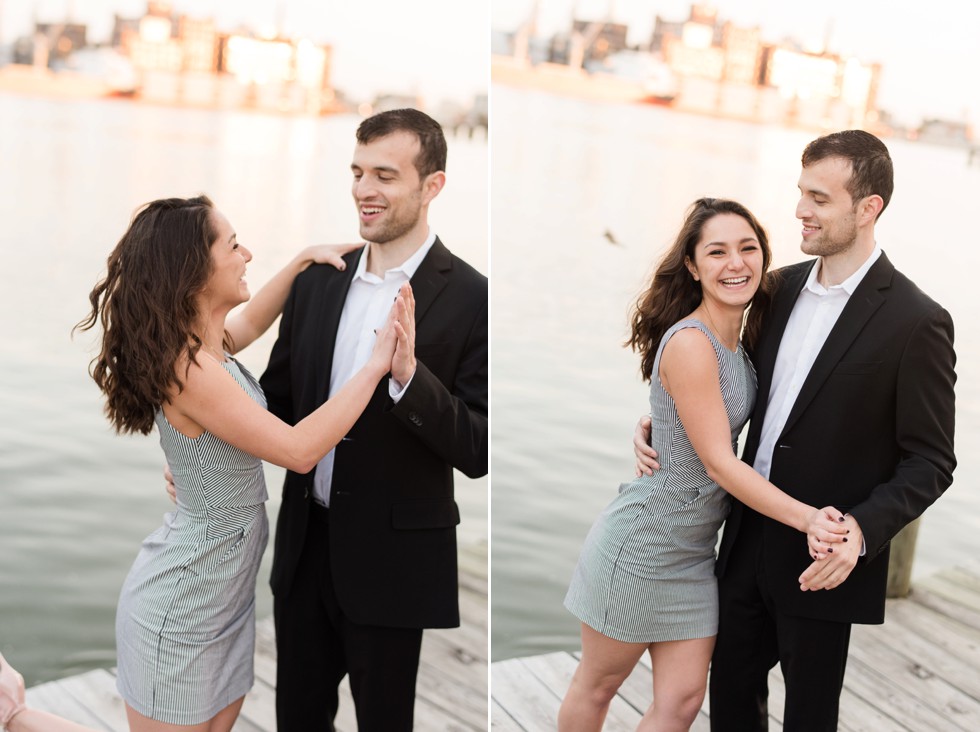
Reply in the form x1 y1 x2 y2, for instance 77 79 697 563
409 411 423 426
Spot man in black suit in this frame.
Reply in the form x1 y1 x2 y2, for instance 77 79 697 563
260 108 487 731
635 130 955 730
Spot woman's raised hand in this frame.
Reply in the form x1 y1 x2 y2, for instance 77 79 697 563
391 283 416 388
300 242 365 271
806 505 850 560
368 298 400 378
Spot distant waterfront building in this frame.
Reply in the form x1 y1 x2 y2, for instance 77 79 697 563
916 118 974 146
646 3 879 128
128 14 181 72
12 23 87 68
721 23 762 85
763 47 879 128
550 20 629 68
103 3 335 113
179 16 219 73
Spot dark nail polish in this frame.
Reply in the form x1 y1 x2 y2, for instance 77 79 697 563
838 517 845 522
843 538 848 542
828 547 834 553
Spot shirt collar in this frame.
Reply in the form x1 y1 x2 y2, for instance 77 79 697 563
352 229 437 282
805 243 882 296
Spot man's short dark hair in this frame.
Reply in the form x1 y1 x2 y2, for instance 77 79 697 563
356 108 447 178
802 129 894 218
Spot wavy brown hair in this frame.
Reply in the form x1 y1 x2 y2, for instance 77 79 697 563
626 198 775 382
75 195 220 435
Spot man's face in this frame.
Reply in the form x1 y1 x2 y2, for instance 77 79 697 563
796 156 860 257
350 131 427 245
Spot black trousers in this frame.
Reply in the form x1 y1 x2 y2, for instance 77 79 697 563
274 503 423 731
709 516 852 732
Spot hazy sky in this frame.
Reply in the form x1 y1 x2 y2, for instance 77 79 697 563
492 0 980 128
0 0 489 103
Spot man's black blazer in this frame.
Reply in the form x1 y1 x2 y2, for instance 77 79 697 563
260 238 488 629
716 252 956 624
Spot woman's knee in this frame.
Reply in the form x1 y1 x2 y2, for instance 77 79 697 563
676 683 707 724
569 666 627 707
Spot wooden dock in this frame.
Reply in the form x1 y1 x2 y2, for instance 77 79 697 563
25 541 488 731
491 562 980 731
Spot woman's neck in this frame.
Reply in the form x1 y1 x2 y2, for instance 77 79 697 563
695 302 742 351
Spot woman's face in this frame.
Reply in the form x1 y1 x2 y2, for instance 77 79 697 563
686 213 764 309
205 209 252 309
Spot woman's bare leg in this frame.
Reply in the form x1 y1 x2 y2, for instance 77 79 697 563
125 696 245 732
637 636 715 732
558 623 651 731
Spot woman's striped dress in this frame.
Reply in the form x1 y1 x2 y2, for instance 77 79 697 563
564 319 756 643
115 357 269 724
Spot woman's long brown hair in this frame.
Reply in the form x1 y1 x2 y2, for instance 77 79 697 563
626 198 775 382
75 196 218 435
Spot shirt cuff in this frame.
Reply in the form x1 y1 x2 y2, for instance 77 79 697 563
389 372 415 403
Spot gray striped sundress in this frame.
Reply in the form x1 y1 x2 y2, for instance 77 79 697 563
564 319 756 643
115 356 269 724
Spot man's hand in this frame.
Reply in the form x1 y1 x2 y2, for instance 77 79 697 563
633 415 660 477
391 282 417 388
799 514 863 591
164 464 176 504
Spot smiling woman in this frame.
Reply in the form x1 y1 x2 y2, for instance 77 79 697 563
557 197 846 731
0 195 401 731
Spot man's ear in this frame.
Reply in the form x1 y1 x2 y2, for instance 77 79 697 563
859 194 884 225
421 171 446 206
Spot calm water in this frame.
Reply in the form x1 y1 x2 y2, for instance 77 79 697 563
0 92 487 684
491 84 980 661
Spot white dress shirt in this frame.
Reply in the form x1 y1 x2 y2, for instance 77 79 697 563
753 245 882 480
312 230 436 507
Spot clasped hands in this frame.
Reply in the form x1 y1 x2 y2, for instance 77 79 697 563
632 415 862 592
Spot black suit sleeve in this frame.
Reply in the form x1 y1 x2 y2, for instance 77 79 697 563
390 296 488 479
259 280 297 426
849 306 956 558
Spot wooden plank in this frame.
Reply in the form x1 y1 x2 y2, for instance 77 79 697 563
836 685 909 732
847 625 980 728
852 618 980 702
416 654 487 729
490 657 561 731
55 670 129 732
840 655 971 732
490 698 524 730
909 584 980 631
885 598 980 667
914 574 980 623
939 565 980 595
25 680 116 731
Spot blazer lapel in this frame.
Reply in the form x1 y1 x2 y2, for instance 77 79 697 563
410 237 451 326
755 262 814 393
780 253 893 436
315 249 360 402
